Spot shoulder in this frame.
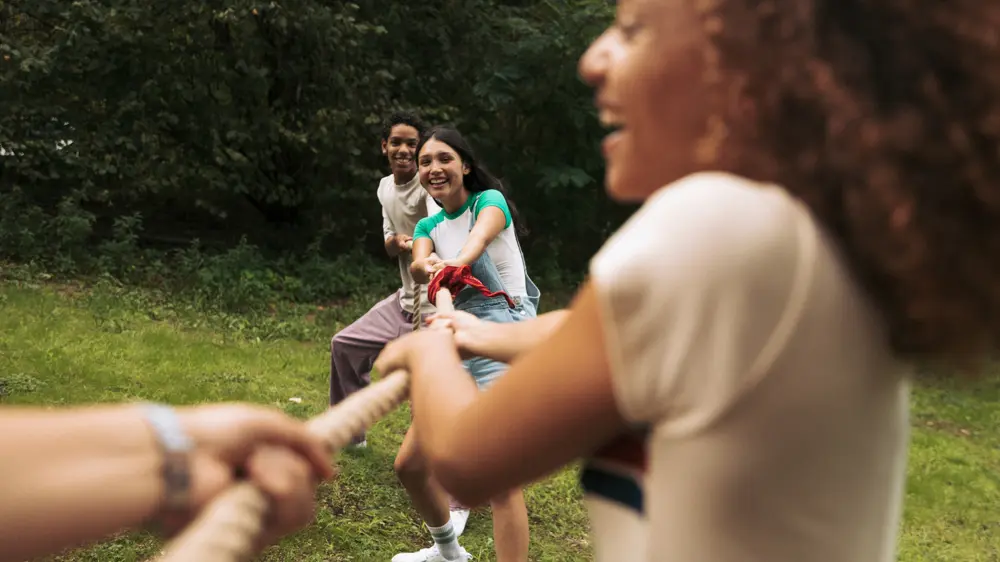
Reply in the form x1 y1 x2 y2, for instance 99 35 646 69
476 189 507 205
474 190 512 227
593 171 812 285
589 172 821 426
376 175 394 203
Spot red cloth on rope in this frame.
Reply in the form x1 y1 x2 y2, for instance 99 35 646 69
428 265 516 308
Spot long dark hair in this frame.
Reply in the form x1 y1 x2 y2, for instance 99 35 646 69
417 126 527 237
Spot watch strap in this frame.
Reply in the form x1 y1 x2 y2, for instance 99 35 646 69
141 403 194 512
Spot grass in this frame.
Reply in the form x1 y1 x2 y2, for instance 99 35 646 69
0 275 589 562
1 274 998 561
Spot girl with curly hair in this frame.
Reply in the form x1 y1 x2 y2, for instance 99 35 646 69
376 0 1000 560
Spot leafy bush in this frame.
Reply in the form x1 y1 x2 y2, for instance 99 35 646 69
0 0 623 280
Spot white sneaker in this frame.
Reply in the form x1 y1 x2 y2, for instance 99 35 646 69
450 509 470 537
391 544 471 562
347 439 367 449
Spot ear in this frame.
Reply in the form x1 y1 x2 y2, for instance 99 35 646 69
381 140 388 155
463 164 470 175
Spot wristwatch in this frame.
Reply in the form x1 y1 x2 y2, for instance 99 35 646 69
141 403 194 513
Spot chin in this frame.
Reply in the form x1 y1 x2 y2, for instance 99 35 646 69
607 160 688 203
604 172 651 204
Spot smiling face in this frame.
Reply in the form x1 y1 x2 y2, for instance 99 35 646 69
578 0 708 202
381 124 420 179
418 137 470 210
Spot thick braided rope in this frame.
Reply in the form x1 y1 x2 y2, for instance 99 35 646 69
153 288 456 562
409 241 423 333
412 283 423 333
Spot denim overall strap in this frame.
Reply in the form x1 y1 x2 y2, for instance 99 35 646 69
452 193 515 311
480 191 542 315
505 206 542 315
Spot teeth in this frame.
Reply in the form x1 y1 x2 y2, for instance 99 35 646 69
599 112 623 129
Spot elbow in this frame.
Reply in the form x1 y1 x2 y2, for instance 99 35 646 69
410 263 428 283
426 447 492 508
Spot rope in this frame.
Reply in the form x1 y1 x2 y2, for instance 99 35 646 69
412 283 423 333
153 287 457 562
409 240 423 333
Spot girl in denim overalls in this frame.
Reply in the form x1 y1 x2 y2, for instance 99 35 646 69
391 126 539 562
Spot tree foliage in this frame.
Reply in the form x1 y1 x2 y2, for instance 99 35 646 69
0 0 623 276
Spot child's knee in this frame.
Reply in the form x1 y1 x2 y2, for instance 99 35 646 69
330 332 357 362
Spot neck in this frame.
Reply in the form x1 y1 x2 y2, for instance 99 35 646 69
393 169 416 185
440 190 470 214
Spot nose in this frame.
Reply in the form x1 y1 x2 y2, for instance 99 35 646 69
578 29 613 87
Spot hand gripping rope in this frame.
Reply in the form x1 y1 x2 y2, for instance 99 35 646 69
154 265 514 562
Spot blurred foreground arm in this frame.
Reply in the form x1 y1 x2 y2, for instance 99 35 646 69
0 403 332 562
429 309 570 363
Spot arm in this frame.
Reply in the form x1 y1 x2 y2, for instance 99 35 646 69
409 282 627 506
409 217 441 283
0 403 333 562
409 238 437 284
383 206 410 258
0 405 171 561
385 235 408 258
450 206 506 267
390 172 811 508
431 309 572 363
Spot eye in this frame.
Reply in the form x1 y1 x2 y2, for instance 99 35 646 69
615 16 640 41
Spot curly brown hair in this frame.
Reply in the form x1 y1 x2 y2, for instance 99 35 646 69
693 0 1000 365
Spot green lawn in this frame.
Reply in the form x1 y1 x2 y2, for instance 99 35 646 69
1 279 998 561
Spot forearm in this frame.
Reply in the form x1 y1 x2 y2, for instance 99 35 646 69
0 405 164 562
454 238 488 267
385 235 402 258
409 348 480 494
474 309 570 363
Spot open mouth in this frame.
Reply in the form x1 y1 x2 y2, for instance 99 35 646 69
428 177 448 188
604 124 624 138
599 108 624 133
599 114 625 156
601 117 624 135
